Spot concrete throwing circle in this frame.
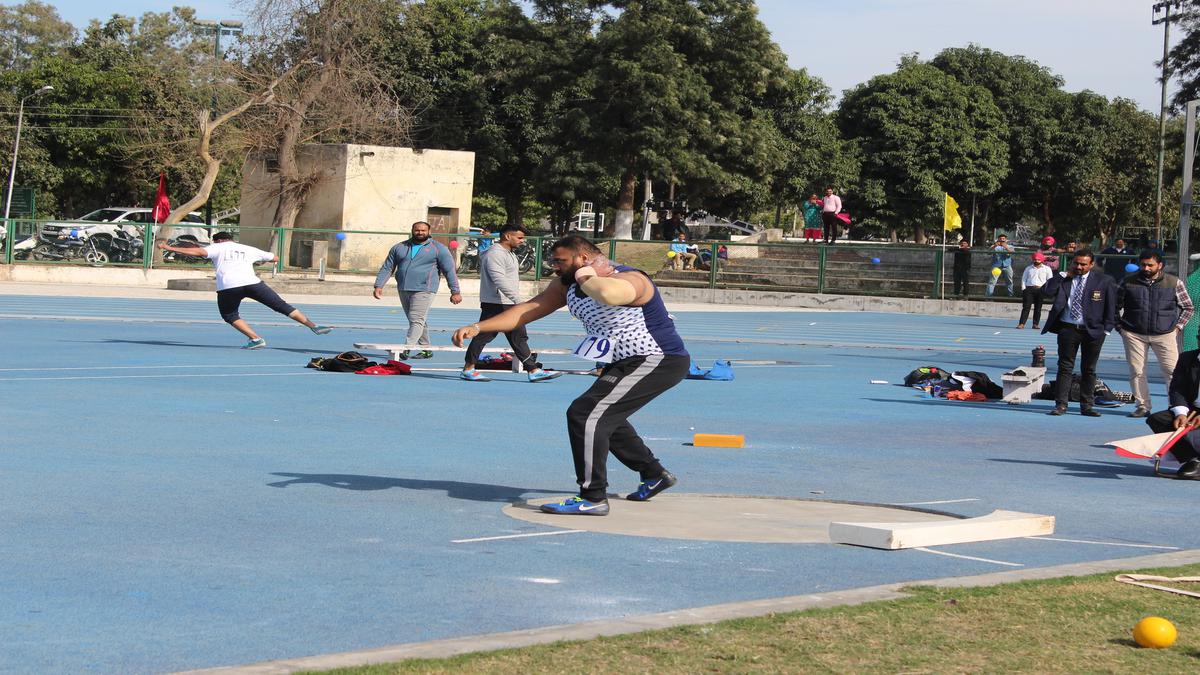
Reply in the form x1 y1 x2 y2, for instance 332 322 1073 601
505 494 958 544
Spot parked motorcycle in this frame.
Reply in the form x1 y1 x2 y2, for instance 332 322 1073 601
162 237 208 264
104 228 144 263
31 232 109 265
12 234 38 260
457 237 481 274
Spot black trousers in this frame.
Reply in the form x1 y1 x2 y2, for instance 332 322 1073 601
1147 410 1199 462
1019 286 1044 325
1053 324 1106 409
464 302 537 370
566 354 689 501
216 282 296 323
821 212 839 243
952 269 969 296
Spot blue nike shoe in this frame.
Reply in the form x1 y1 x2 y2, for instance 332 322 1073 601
626 471 677 501
539 496 609 516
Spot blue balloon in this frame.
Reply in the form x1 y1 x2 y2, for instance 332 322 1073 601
335 232 346 240
871 257 881 264
69 229 78 238
1125 262 1139 274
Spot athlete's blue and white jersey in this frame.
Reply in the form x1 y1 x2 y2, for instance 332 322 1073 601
566 265 688 361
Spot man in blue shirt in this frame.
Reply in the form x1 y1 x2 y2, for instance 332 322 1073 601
986 234 1014 297
372 221 462 359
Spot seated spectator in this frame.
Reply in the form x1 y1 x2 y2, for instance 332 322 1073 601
477 225 494 253
669 232 698 270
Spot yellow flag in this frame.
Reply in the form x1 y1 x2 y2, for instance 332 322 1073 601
944 193 963 231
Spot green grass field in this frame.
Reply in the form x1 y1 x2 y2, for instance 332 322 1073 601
308 563 1200 674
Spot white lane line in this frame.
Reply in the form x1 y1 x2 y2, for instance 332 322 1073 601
0 372 317 382
0 364 297 372
891 498 980 506
912 547 1023 567
733 364 833 368
452 530 586 544
1025 536 1180 550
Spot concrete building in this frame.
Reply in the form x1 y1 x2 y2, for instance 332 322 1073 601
238 144 475 271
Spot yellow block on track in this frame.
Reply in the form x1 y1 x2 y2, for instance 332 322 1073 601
693 433 745 448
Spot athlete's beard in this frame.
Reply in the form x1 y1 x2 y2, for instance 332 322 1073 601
412 233 429 243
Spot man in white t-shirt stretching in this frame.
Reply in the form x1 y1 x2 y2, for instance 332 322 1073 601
158 232 331 349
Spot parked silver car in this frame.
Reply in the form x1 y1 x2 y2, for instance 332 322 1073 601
39 207 212 248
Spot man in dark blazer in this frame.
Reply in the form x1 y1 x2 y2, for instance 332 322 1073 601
1146 349 1200 477
1041 249 1117 416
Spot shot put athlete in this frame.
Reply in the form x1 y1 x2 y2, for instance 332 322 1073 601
452 235 688 515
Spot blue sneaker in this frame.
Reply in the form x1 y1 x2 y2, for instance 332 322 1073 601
539 496 609 516
460 369 491 382
626 471 677 501
242 338 267 350
528 368 563 383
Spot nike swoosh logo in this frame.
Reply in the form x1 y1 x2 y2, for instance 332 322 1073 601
577 502 605 511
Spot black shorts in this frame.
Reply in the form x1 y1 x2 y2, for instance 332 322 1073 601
216 282 296 323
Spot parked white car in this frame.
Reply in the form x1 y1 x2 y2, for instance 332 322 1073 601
39 207 213 248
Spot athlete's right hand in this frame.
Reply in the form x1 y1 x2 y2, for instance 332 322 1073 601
451 324 478 347
372 287 383 299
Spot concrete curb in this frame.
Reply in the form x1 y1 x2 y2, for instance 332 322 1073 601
177 548 1200 675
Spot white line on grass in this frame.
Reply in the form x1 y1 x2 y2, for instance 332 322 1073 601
912 547 1023 567
452 530 586 544
0 372 317 382
1024 536 1180 550
890 498 980 506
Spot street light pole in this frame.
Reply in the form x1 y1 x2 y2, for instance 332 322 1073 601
1153 1 1183 244
4 85 54 223
192 19 243 225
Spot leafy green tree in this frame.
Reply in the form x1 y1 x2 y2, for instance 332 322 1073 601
837 57 1009 243
930 45 1065 233
579 0 794 238
1166 1 1200 110
0 0 75 71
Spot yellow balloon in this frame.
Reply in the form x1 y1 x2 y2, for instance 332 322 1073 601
667 250 677 258
1133 616 1177 648
991 267 1002 277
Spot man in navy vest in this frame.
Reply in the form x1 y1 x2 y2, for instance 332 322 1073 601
1117 250 1194 418
1041 249 1117 416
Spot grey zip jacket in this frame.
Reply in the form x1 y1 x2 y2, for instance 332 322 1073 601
374 238 461 294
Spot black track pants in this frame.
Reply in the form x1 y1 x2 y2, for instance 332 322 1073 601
565 354 689 501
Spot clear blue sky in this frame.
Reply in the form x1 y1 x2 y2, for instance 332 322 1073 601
45 0 1169 112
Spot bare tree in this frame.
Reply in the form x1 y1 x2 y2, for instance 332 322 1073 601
238 0 412 248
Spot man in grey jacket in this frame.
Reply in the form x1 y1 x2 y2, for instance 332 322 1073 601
372 221 462 359
460 224 561 382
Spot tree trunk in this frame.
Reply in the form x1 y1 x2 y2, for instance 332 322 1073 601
915 224 926 245
613 169 637 239
504 189 525 227
1042 192 1054 234
151 81 281 264
889 227 898 242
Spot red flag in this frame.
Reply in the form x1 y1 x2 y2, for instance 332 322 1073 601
151 172 170 224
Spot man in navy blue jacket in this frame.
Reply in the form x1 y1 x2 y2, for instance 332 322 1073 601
373 221 462 358
1041 249 1117 417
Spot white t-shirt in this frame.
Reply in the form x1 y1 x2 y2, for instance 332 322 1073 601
204 241 274 291
1022 264 1053 290
822 194 842 213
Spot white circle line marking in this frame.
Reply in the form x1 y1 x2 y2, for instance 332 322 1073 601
912 547 1023 567
890 498 980 506
1024 537 1180 550
452 530 586 544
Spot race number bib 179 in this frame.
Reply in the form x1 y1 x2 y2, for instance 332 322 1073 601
572 334 613 363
